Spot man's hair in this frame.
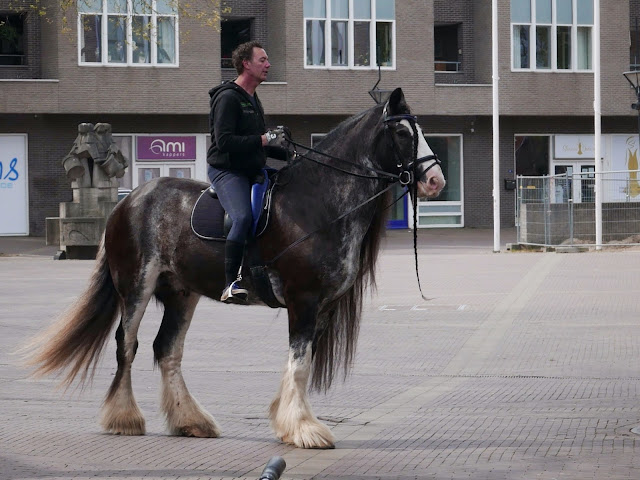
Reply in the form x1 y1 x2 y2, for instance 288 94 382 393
232 41 264 75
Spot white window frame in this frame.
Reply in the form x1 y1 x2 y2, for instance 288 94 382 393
303 0 396 70
77 0 179 67
510 0 593 72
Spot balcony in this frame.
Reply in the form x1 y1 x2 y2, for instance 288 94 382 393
434 61 461 72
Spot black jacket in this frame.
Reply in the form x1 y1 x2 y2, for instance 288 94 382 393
206 81 266 177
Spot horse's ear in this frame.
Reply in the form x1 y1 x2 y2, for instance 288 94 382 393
385 88 407 115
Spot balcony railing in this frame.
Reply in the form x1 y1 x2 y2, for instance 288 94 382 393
434 61 461 72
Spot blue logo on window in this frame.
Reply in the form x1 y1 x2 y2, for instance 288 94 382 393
0 158 19 181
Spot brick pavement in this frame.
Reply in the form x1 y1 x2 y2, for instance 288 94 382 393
1 230 640 479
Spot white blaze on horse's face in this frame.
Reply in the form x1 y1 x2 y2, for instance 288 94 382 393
400 120 446 199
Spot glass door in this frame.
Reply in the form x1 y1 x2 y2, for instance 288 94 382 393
553 164 573 203
552 163 595 203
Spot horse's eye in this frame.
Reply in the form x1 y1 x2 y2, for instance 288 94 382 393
395 128 412 139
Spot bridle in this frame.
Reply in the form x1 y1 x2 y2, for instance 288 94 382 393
382 108 442 302
382 107 442 187
282 110 441 187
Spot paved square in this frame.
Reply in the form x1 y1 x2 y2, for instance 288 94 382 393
1 230 640 479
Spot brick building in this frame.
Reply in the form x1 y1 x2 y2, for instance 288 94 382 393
1 0 639 235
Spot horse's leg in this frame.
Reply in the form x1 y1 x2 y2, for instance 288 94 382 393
154 288 221 438
100 271 156 435
269 294 335 449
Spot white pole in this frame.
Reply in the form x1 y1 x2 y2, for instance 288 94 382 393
594 0 602 250
492 0 501 252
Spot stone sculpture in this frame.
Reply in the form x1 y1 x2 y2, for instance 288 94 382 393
47 123 129 259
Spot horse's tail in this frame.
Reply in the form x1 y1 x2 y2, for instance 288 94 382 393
310 193 389 392
23 238 120 389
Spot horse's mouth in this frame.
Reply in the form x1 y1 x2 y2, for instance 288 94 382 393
418 176 446 199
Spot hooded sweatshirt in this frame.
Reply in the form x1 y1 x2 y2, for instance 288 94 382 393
206 81 267 177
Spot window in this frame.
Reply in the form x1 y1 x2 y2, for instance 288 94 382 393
78 0 178 66
511 0 592 71
221 19 251 69
631 20 640 70
515 136 550 176
0 13 26 66
419 135 463 227
304 0 395 68
434 24 460 72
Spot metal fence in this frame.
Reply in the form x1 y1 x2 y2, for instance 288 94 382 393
516 171 640 247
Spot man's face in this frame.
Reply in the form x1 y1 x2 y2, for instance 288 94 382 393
244 47 270 83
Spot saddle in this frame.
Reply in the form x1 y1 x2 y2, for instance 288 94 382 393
190 169 284 309
190 168 276 241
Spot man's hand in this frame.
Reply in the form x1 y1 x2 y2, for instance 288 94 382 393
263 126 294 162
262 126 290 147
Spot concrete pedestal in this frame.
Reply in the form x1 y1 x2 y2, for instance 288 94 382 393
46 180 118 260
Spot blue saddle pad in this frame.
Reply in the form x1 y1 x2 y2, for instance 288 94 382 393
191 170 272 241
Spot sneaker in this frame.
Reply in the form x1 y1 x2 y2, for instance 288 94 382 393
220 281 248 304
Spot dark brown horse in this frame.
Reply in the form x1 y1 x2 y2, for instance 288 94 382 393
26 88 445 449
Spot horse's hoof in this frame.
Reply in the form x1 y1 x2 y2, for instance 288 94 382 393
102 417 146 436
280 421 335 449
173 424 221 438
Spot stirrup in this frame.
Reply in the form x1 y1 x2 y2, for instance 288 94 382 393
221 281 248 304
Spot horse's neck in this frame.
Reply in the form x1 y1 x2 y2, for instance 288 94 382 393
291 150 382 232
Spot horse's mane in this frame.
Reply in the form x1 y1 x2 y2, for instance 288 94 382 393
313 103 384 153
308 101 395 392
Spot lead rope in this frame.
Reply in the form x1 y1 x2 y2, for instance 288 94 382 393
412 182 429 301
407 125 430 302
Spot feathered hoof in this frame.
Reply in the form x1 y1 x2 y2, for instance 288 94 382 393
279 420 335 449
170 421 222 438
100 411 146 436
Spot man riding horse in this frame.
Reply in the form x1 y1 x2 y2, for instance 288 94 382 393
207 41 288 304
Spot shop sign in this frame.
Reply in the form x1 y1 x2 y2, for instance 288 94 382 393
137 135 197 160
554 135 595 159
0 135 28 235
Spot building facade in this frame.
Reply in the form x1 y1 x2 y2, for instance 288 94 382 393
1 0 639 235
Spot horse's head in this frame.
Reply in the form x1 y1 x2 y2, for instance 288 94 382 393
380 88 446 199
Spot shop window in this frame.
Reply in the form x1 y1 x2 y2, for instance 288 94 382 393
434 24 460 72
0 13 26 66
79 0 178 66
221 19 251 69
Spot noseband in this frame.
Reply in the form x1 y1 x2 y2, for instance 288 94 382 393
383 112 442 186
